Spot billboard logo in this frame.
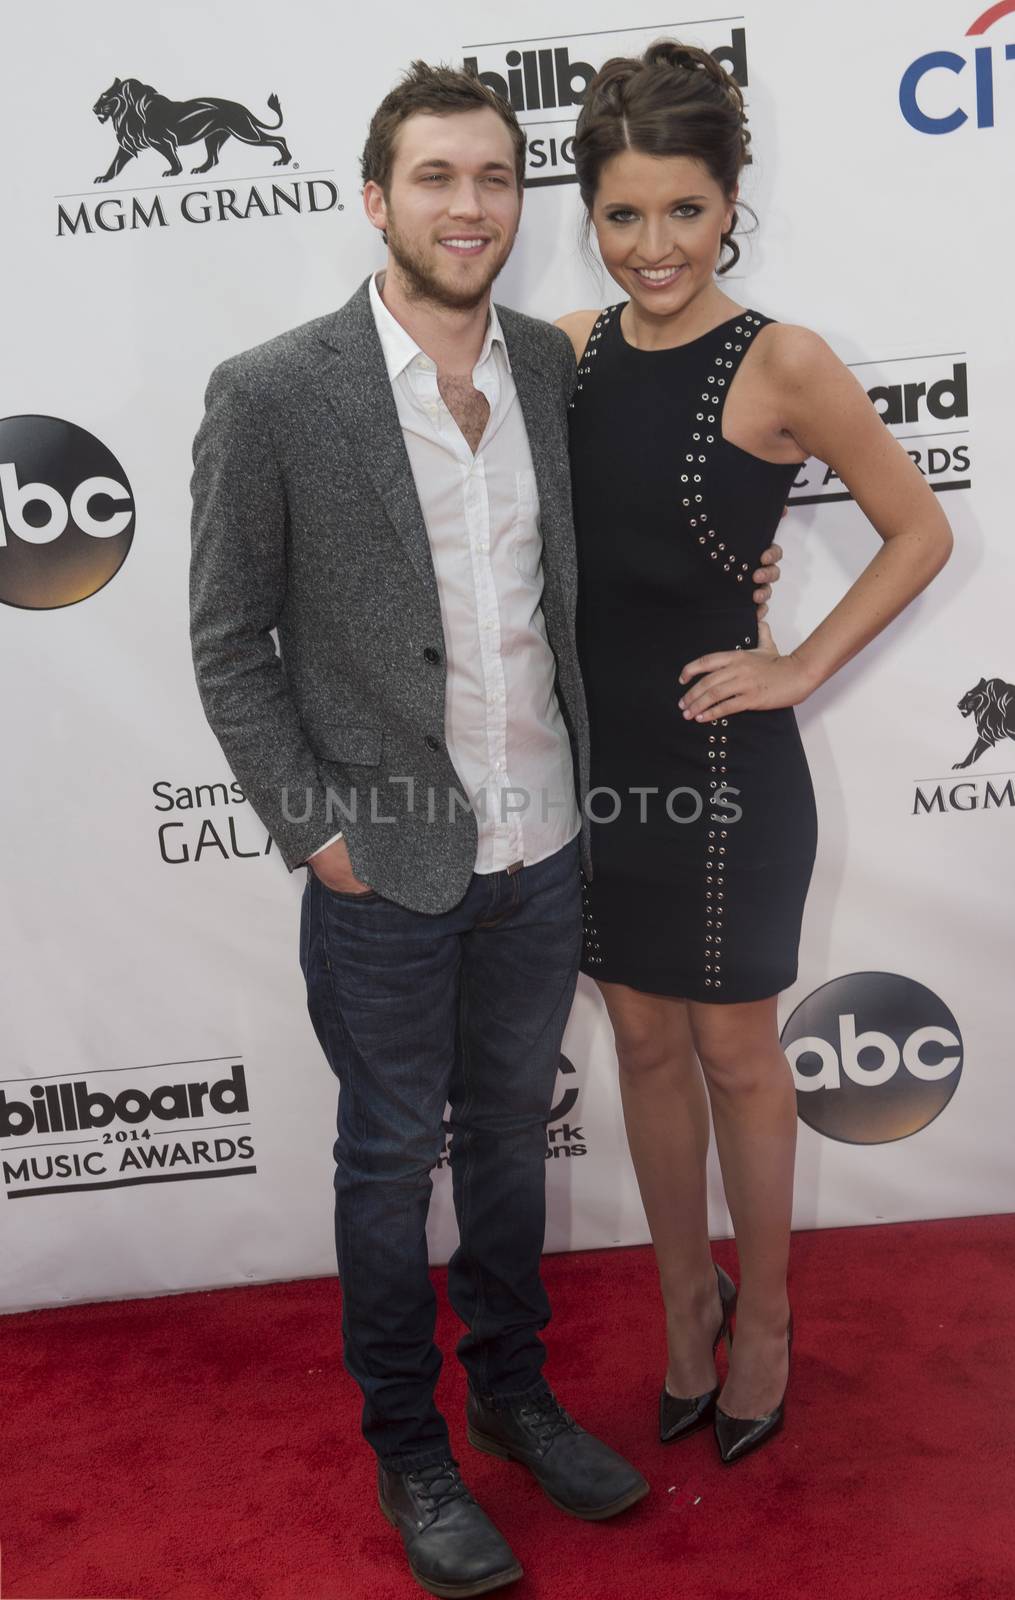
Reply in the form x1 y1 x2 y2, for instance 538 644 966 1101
790 353 970 505
464 20 748 187
1 1057 257 1198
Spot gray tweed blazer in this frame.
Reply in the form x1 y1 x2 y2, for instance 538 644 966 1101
190 277 591 913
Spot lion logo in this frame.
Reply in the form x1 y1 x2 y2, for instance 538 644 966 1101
92 77 292 184
952 677 1015 770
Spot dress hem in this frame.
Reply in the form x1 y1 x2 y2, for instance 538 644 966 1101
579 963 793 1005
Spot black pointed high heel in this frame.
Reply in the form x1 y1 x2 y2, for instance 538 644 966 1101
714 1313 793 1465
658 1264 737 1443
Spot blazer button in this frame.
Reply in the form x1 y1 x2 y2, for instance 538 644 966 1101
425 734 441 752
423 647 441 664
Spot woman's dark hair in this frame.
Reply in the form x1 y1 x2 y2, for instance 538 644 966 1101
572 40 752 273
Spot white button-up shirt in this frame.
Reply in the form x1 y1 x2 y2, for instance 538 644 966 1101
361 271 580 874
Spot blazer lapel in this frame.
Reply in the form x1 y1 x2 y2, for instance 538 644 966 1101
315 282 439 601
509 346 570 601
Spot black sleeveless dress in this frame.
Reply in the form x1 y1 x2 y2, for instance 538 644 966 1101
569 304 817 1003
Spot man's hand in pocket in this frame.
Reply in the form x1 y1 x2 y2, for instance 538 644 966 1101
308 837 373 895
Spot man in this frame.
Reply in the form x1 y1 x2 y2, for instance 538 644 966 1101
191 61 779 1599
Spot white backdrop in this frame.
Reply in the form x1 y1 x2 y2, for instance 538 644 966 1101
2 0 1013 1314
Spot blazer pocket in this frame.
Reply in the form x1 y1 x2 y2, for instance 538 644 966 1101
314 726 383 766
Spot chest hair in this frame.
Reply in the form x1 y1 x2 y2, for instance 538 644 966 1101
437 371 490 454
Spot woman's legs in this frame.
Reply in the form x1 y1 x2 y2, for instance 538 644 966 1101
688 996 795 1418
599 982 796 1417
598 981 722 1397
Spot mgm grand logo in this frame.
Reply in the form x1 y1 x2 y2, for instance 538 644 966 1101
913 675 1015 815
57 76 342 236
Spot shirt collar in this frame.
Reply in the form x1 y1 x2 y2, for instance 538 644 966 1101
368 270 511 381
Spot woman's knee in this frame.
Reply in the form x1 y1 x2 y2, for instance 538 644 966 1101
605 1011 691 1075
602 989 695 1082
616 1031 686 1081
695 1043 767 1097
690 1004 784 1097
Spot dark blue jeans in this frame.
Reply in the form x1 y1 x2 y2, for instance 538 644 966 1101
299 838 582 1471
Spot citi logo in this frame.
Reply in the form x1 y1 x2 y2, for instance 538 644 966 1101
0 416 134 610
782 974 963 1144
0 1063 248 1138
900 1 1015 133
463 22 748 186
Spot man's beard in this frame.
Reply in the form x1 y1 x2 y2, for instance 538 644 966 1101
385 212 512 311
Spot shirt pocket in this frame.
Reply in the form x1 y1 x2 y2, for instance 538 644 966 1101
511 469 542 581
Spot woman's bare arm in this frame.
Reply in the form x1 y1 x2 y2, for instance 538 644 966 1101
678 326 953 722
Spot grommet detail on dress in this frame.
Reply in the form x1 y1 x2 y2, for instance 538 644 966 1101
580 868 605 968
568 305 617 411
568 306 774 1001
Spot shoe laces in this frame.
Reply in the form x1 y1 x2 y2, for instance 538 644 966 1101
518 1390 579 1446
407 1460 471 1514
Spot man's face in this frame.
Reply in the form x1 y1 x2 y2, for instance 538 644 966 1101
364 109 523 310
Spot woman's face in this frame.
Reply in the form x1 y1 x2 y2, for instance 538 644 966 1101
591 149 736 319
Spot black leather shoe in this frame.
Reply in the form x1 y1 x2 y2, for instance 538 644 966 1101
714 1313 794 1465
659 1263 738 1443
466 1387 648 1521
377 1459 522 1599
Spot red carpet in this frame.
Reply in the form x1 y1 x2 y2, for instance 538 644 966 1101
3 1216 1014 1600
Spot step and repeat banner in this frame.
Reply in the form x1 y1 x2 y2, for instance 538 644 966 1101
2 0 1013 1313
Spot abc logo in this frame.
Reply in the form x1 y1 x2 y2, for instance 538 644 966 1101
0 415 134 610
781 972 962 1145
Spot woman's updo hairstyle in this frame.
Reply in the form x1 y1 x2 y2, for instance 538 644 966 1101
573 39 752 273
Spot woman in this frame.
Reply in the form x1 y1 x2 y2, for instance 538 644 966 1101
557 42 952 1463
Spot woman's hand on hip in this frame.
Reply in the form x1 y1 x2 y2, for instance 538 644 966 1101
677 621 816 722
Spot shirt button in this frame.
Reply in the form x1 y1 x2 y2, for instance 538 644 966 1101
423 647 441 665
425 734 441 752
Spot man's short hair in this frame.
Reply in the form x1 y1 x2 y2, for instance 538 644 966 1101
360 59 527 193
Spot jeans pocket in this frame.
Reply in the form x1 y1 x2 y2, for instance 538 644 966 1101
322 883 380 903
